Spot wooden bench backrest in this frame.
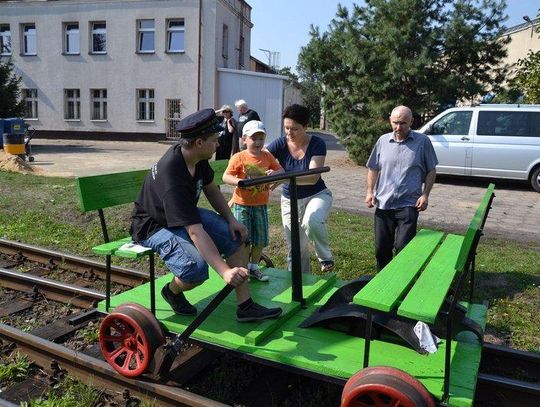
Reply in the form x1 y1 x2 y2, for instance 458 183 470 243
77 160 228 212
77 169 149 212
455 183 495 273
470 183 495 230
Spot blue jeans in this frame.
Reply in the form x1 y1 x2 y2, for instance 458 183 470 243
140 208 242 283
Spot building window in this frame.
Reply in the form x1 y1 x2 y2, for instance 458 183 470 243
91 89 107 120
21 23 37 55
23 89 38 119
64 23 80 54
238 35 244 67
137 19 154 53
222 24 228 59
64 89 80 120
90 21 106 53
0 24 11 55
137 89 154 121
166 19 184 52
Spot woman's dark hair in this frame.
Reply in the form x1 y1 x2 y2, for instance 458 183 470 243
282 104 310 127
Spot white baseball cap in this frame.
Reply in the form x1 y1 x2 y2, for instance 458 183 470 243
242 120 266 137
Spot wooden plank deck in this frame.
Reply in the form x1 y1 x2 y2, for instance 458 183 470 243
98 267 486 407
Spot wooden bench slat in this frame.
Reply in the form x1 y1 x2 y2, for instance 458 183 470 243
353 229 444 312
397 233 464 324
92 236 132 255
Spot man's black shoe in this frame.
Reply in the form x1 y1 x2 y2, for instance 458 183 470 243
161 284 197 316
236 302 282 322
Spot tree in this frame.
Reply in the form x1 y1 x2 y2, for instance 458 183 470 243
0 58 25 118
298 0 509 163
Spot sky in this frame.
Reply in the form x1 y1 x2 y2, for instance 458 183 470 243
249 0 540 72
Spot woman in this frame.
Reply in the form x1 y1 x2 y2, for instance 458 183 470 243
215 105 237 160
267 104 334 273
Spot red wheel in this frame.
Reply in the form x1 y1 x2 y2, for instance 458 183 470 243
115 303 165 346
99 307 158 377
341 366 435 407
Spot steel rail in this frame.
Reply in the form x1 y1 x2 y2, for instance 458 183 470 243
0 267 104 308
481 343 540 381
476 373 540 405
0 238 148 286
0 323 227 407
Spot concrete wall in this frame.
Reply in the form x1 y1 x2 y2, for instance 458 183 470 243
0 0 252 137
218 68 287 144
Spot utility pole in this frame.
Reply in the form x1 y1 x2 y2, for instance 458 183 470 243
259 48 280 70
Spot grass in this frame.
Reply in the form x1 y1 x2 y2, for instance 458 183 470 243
0 171 539 352
21 377 101 407
0 352 31 385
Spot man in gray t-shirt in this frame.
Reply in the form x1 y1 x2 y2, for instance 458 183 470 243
365 105 438 270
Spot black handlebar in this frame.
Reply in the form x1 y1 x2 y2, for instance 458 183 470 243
238 166 330 188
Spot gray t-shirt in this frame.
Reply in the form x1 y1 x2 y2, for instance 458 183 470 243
366 130 438 209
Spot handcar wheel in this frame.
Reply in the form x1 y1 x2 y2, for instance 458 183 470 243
115 302 166 347
260 252 274 268
99 307 159 377
341 366 435 407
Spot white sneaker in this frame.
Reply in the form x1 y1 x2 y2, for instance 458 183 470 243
249 265 269 282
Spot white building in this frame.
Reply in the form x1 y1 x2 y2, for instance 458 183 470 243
0 0 255 140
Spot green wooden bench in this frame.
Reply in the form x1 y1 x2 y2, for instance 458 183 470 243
76 159 229 315
353 183 495 402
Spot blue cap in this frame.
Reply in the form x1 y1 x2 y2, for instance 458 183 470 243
176 108 222 138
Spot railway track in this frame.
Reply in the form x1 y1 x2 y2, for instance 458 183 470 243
1 239 539 406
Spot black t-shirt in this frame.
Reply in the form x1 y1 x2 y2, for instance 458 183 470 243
130 144 214 242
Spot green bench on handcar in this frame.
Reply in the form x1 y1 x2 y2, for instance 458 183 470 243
353 183 495 403
76 160 229 315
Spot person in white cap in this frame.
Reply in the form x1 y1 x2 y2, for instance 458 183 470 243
223 120 283 282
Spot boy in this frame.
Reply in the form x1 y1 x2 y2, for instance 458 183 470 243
223 120 283 282
130 109 282 322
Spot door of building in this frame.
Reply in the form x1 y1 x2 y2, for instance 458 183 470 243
165 99 183 139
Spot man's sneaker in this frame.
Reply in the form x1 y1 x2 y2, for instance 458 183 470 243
237 302 282 322
161 284 197 316
249 265 269 282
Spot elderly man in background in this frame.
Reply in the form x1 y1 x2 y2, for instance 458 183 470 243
365 105 438 271
234 99 260 153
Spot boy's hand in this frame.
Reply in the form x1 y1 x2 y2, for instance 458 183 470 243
229 218 248 242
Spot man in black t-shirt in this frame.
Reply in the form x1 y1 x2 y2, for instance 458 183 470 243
131 108 282 322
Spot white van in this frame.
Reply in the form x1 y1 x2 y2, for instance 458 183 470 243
419 104 540 192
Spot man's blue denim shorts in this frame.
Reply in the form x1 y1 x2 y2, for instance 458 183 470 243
140 208 243 283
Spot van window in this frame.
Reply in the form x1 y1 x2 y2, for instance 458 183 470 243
477 111 535 137
431 111 472 135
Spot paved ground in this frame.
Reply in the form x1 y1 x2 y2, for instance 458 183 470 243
27 134 539 243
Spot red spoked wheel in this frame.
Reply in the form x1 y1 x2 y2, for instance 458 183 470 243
115 303 165 346
99 304 164 377
341 366 435 407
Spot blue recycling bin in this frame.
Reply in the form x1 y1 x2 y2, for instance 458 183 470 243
2 118 26 157
4 118 25 134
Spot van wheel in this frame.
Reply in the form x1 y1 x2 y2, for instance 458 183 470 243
531 167 540 192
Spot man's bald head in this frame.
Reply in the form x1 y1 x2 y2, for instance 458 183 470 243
389 105 413 140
